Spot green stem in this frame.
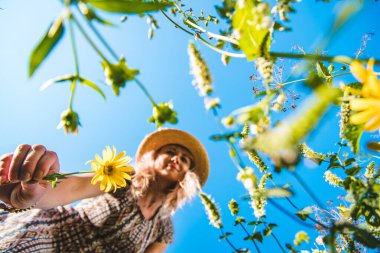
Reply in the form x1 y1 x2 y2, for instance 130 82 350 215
163 6 380 65
239 223 261 253
68 79 76 110
134 78 157 106
269 232 286 253
74 5 157 110
75 4 119 61
67 16 79 109
263 223 286 253
160 10 245 58
0 171 93 186
70 13 110 64
211 107 245 170
183 19 238 45
59 171 93 176
291 171 326 209
281 72 351 87
270 52 380 65
219 227 239 252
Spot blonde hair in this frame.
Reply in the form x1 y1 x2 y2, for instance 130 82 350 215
131 150 201 217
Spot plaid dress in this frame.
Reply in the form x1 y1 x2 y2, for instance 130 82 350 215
0 188 174 252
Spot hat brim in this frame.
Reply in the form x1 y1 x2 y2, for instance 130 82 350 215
135 128 209 187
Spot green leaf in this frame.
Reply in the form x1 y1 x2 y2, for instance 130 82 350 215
352 228 380 248
247 220 264 226
219 232 232 240
295 206 313 221
40 74 77 91
345 166 361 176
285 243 298 253
332 1 361 32
229 147 237 158
232 0 271 61
215 0 236 20
29 16 65 77
78 2 115 26
265 187 293 198
251 232 263 242
316 61 331 79
263 226 272 236
343 157 356 167
234 216 246 226
273 22 291 32
78 77 106 100
85 0 174 14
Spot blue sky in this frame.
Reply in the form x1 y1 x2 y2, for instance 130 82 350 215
0 1 379 252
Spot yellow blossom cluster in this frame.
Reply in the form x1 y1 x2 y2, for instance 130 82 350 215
348 59 380 132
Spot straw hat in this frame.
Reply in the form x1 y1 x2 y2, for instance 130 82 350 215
136 128 209 187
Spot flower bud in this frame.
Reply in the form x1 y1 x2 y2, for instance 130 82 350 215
228 199 239 216
188 42 213 97
222 116 235 128
199 192 222 228
148 101 178 128
204 97 220 110
102 57 139 96
57 109 81 134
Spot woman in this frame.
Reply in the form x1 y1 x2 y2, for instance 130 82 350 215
0 128 209 253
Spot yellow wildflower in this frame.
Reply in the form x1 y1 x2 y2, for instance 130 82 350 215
349 59 380 131
88 146 134 192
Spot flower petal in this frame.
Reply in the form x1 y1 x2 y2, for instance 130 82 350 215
350 98 380 111
350 109 377 124
364 115 380 132
350 61 367 83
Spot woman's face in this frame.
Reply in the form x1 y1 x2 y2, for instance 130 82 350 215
153 144 194 184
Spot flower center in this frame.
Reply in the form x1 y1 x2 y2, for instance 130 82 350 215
103 165 114 175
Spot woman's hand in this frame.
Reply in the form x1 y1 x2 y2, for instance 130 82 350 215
0 144 59 209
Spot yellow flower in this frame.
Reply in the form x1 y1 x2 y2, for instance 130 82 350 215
88 146 134 192
349 59 380 131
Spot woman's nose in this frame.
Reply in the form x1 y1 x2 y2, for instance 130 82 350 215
171 155 179 163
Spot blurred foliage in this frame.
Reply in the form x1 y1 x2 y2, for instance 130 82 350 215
23 0 380 252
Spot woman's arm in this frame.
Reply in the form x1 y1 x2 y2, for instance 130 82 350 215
144 243 168 253
0 145 103 209
35 173 103 209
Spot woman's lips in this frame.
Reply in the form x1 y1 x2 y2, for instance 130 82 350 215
167 163 179 171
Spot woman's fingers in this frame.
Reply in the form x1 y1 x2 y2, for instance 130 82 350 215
33 150 59 181
8 144 31 182
20 145 47 182
0 153 13 183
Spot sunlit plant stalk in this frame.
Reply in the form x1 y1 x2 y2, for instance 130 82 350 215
74 5 158 106
70 13 110 64
67 12 79 110
162 6 380 65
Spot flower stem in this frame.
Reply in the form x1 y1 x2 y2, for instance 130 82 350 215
67 15 79 109
239 223 261 253
183 19 238 45
267 198 315 229
70 13 110 64
74 4 119 61
160 10 245 58
162 7 380 65
270 52 380 65
211 107 245 170
58 171 93 176
134 78 157 106
291 171 326 209
263 223 286 253
270 232 286 253
219 227 239 252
